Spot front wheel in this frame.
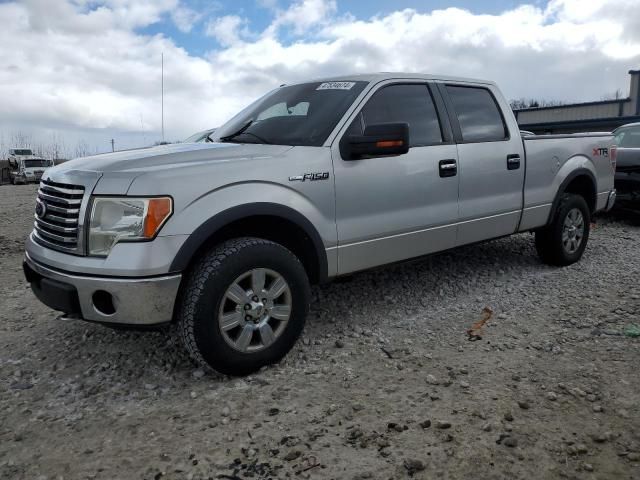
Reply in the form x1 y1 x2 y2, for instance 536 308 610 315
535 193 590 266
178 237 310 376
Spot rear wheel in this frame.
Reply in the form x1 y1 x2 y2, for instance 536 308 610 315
178 237 310 376
535 193 590 266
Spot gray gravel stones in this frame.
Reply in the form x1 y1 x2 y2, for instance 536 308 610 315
503 437 518 448
403 459 426 476
419 420 431 429
1 185 639 479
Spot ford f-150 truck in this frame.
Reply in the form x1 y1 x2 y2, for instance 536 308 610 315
23 73 617 375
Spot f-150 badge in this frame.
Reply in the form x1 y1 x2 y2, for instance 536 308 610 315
289 172 330 182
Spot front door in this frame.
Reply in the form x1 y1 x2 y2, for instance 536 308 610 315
331 81 460 274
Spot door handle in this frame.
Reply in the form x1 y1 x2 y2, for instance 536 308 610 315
439 159 457 178
507 154 521 170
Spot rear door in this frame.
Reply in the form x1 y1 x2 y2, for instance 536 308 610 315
331 81 460 274
438 83 525 245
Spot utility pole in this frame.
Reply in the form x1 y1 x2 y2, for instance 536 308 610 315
110 139 115 152
161 52 165 143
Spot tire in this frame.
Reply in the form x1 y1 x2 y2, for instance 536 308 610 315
535 193 590 266
178 237 310 376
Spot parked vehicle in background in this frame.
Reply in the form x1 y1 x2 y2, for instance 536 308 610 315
23 73 616 376
7 149 52 184
183 128 216 143
613 123 640 192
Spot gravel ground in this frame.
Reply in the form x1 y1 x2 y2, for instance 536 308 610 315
1 184 639 480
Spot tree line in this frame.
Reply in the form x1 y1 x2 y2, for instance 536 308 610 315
0 131 97 162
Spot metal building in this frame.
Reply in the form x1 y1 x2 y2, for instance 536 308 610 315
515 69 640 134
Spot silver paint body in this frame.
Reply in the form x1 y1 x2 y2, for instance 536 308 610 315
24 73 616 325
613 122 640 190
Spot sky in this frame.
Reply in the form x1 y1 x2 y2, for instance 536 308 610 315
0 0 639 156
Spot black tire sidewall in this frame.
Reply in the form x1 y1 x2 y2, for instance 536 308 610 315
551 194 591 264
190 241 309 375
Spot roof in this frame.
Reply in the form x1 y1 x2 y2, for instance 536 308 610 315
517 115 640 131
514 97 629 113
615 122 640 129
300 72 495 86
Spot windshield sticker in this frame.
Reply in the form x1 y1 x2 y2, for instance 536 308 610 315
316 82 355 91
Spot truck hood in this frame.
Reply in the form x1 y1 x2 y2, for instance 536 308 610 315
51 142 294 175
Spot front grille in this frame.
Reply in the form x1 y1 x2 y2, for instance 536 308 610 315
33 179 85 254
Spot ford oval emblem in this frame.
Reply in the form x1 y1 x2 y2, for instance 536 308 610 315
35 199 47 219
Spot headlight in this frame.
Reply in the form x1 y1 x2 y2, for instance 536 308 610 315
88 197 172 256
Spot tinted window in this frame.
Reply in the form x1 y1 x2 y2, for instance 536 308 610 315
446 86 508 142
615 127 640 148
349 84 443 146
24 159 49 168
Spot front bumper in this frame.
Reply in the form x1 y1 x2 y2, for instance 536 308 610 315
24 253 181 325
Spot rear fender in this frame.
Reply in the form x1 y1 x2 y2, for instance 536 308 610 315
546 157 597 226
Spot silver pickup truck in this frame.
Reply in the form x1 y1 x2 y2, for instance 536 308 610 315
23 73 616 375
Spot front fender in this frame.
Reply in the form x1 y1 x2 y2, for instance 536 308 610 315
159 181 335 278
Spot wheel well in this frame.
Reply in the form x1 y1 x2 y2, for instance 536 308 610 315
563 175 596 213
183 215 322 284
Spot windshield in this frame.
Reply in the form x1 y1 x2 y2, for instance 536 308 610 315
614 126 640 148
212 81 368 146
12 149 33 155
24 159 49 168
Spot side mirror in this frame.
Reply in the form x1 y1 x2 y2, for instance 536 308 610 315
341 123 410 160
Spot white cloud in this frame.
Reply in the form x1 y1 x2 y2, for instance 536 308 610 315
171 5 202 33
0 0 639 156
205 15 248 46
268 0 337 35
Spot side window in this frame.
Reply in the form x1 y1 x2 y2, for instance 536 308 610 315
348 84 443 147
445 85 508 143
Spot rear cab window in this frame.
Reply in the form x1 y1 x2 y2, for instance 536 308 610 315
445 85 508 143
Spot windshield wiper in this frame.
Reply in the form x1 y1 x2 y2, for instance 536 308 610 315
219 121 272 144
219 120 254 142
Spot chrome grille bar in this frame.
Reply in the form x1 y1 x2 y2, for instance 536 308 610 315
33 179 85 253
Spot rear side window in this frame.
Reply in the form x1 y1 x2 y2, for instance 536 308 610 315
446 85 508 143
349 84 443 147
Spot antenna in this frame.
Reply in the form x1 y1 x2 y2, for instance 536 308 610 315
161 52 165 142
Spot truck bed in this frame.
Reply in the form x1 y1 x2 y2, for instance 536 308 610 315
518 132 615 231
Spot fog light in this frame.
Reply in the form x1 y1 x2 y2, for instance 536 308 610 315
92 290 116 315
